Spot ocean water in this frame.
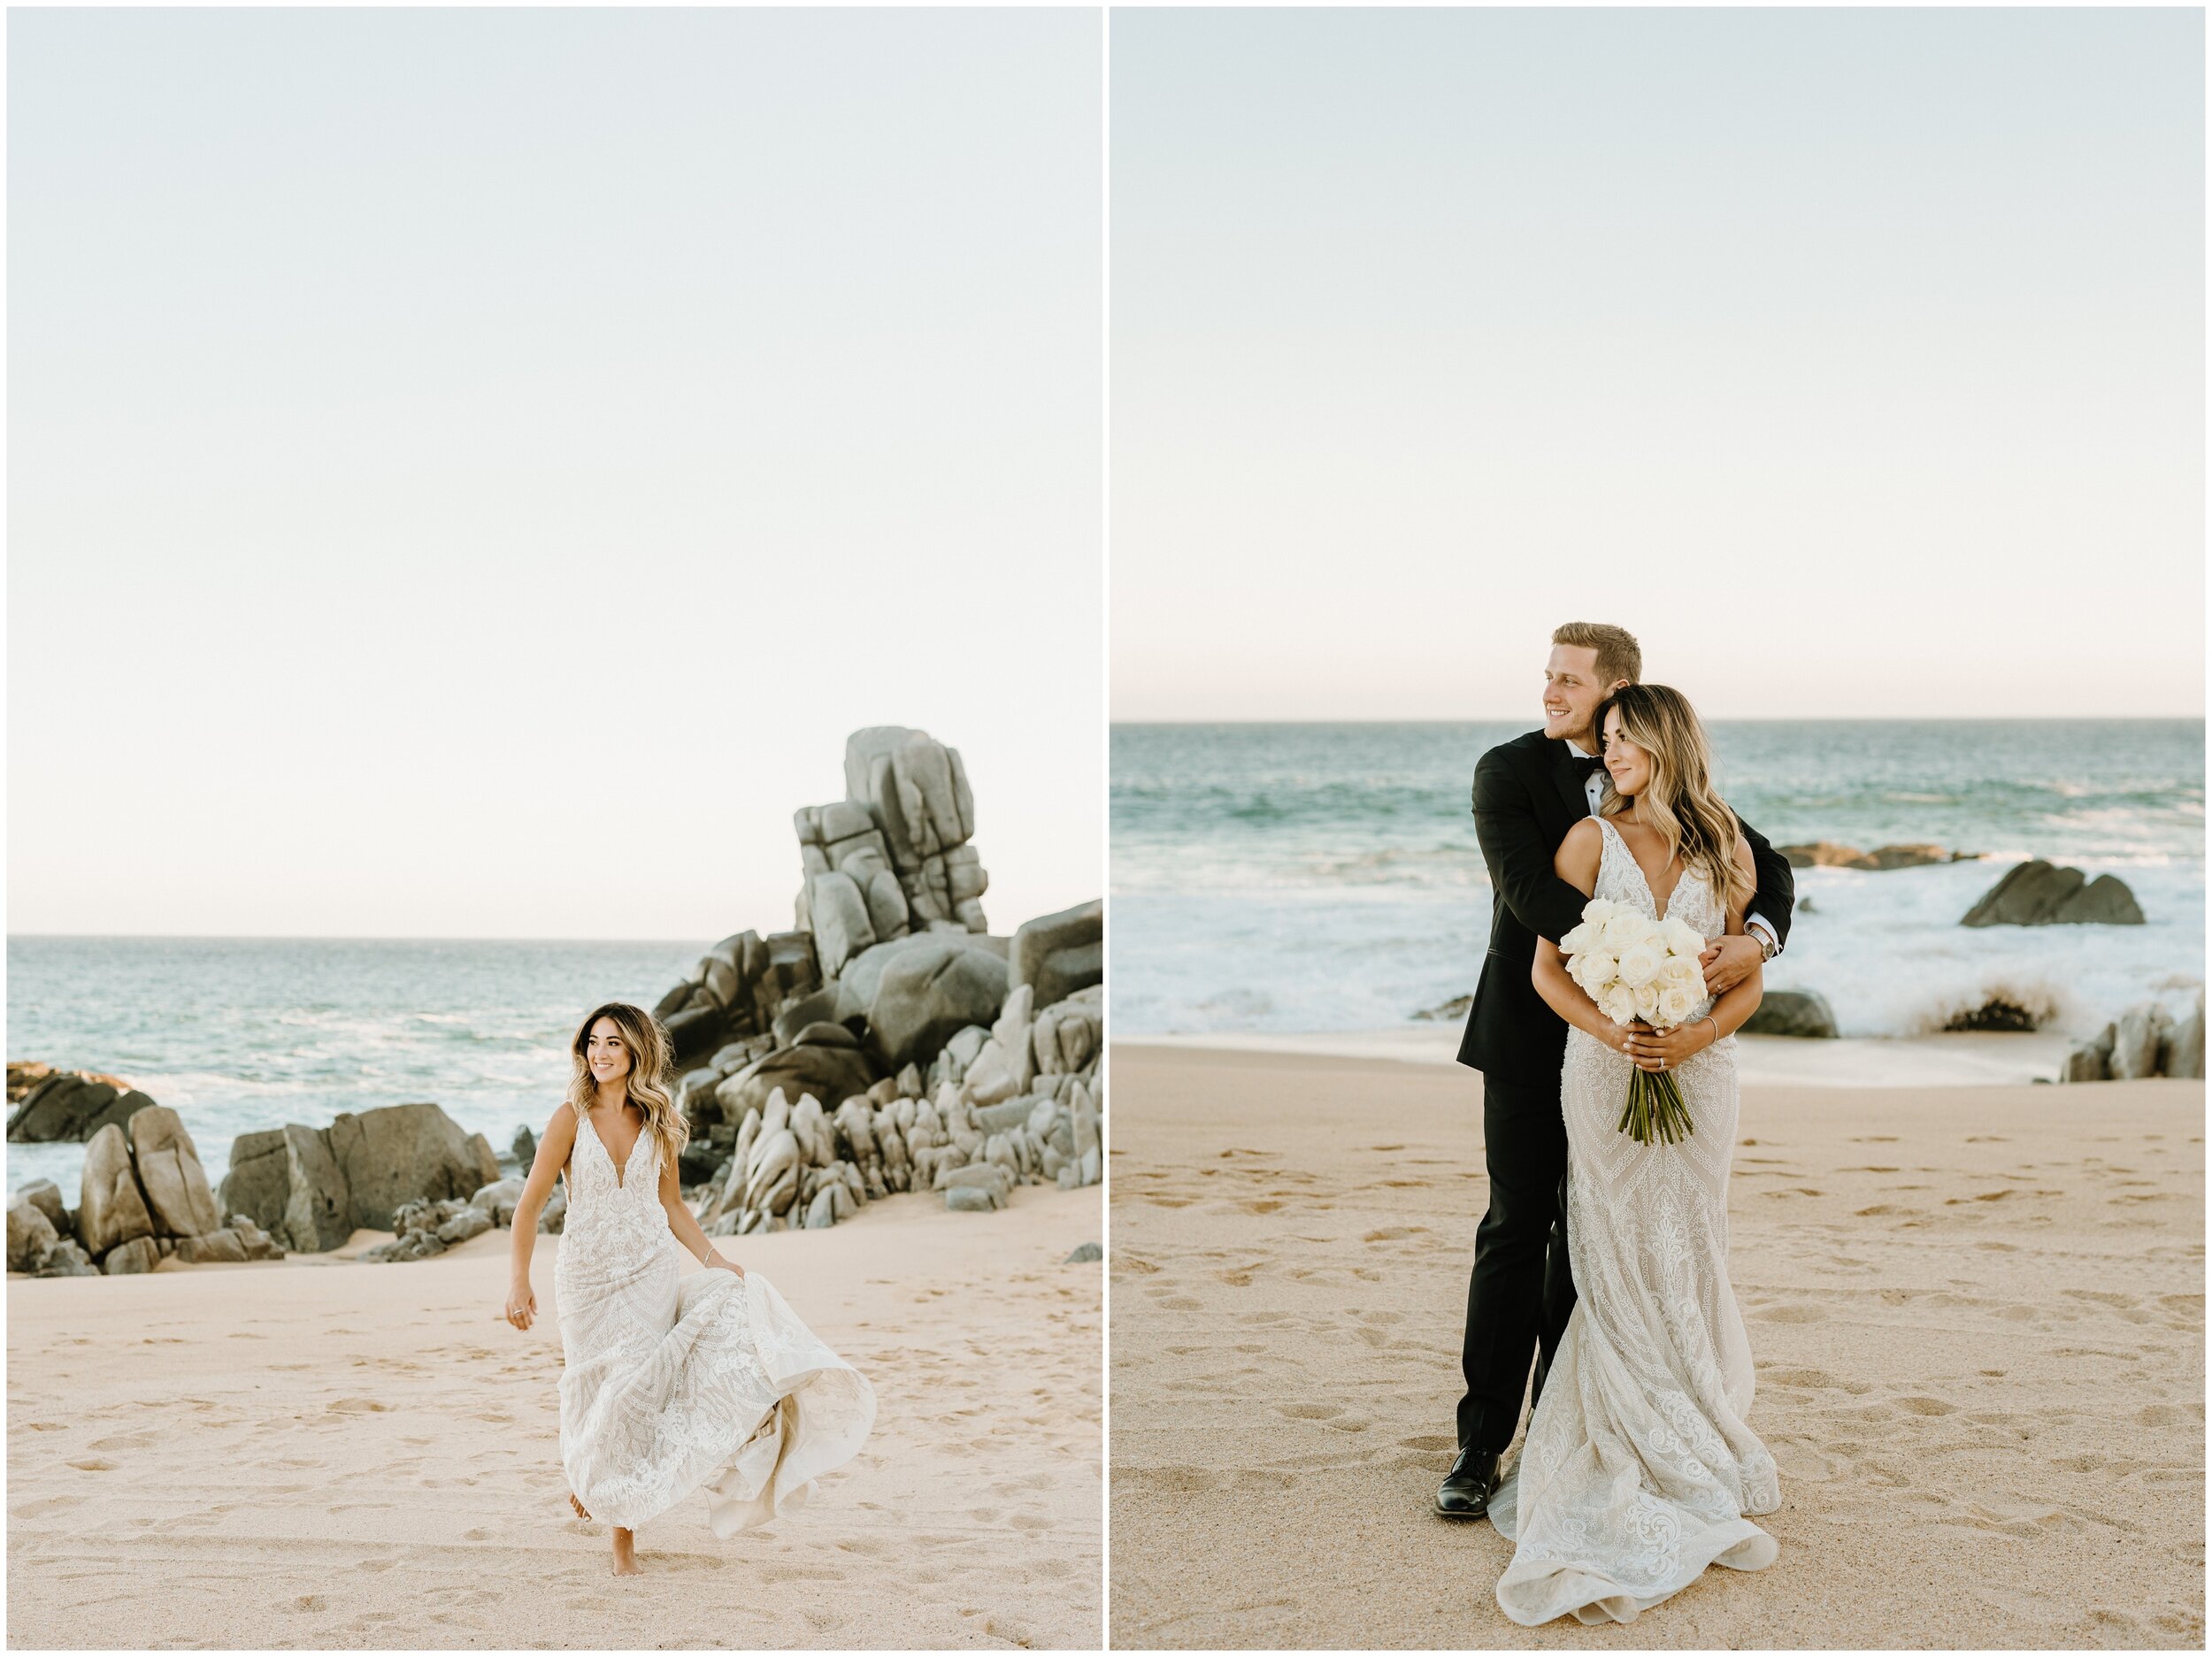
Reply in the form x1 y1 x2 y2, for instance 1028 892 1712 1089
4 937 703 1201
1112 720 2205 1042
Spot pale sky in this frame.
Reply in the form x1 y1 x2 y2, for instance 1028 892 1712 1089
10 9 1102 939
1111 8 2204 721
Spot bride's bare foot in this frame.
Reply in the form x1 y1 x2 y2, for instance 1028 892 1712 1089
611 1526 641 1576
568 1492 591 1521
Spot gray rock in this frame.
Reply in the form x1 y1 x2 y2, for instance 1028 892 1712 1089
511 1125 538 1169
945 1185 1002 1213
127 1106 224 1238
78 1123 157 1257
1064 1242 1102 1264
1742 990 1839 1039
2111 1003 2173 1080
717 1040 878 1125
16 1178 65 1234
35 1239 96 1277
771 987 842 1047
664 1003 728 1065
1033 986 1103 1077
219 1124 354 1253
436 1206 495 1246
808 871 877 978
326 1102 502 1231
854 936 1010 1069
8 1198 60 1272
934 1161 1014 1199
470 1178 526 1225
101 1235 161 1275
1010 900 1103 1009
227 1214 286 1260
7 1074 158 1144
2060 1040 2110 1083
973 1096 1042 1136
360 1230 447 1263
1962 861 2145 926
173 1228 250 1264
2169 993 2205 1081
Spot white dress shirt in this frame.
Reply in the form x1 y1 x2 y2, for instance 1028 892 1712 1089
1565 739 1779 955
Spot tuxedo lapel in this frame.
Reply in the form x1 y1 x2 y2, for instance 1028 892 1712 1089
1550 742 1593 827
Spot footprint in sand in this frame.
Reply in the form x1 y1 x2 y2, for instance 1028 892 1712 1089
326 1399 388 1414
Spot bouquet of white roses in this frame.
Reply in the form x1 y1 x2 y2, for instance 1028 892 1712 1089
1560 897 1709 1144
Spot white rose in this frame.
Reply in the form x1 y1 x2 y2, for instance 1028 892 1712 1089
1561 921 1598 955
1662 918 1705 960
1583 898 1618 926
1617 943 1662 989
1661 955 1702 993
1658 985 1694 1025
1633 982 1663 1021
1600 986 1639 1025
1601 910 1647 950
1579 950 1618 988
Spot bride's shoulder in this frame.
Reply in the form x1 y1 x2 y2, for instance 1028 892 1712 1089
1555 816 1604 879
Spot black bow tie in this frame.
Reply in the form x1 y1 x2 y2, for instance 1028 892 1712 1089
1566 752 1604 778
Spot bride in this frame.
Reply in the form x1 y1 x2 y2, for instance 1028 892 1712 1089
1488 684 1781 1625
503 1001 875 1576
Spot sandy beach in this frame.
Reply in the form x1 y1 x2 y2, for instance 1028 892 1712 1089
9 1184 1103 1650
1109 1043 2205 1649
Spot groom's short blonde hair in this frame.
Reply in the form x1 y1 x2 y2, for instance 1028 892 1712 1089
1551 622 1642 688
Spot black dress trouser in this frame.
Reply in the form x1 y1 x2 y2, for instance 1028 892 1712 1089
1455 1071 1578 1455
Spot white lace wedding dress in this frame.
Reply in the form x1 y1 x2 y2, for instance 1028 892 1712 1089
555 1105 875 1538
1488 817 1781 1625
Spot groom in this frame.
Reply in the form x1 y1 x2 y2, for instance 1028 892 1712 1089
1434 621 1795 1518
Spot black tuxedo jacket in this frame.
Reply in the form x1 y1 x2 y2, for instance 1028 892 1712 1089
1455 728 1795 1085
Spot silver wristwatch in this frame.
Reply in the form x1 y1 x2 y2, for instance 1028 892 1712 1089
1752 926 1779 963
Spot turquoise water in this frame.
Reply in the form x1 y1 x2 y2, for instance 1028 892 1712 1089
1112 719 2205 1039
5 937 703 1198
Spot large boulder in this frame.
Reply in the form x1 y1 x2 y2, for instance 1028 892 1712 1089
173 1229 250 1265
15 1178 66 1234
1010 900 1102 1010
2062 1023 2116 1083
78 1123 157 1257
1962 861 2145 926
806 871 878 978
2111 1004 2173 1080
2169 993 2206 1081
715 1039 879 1127
848 936 1010 1069
7 1074 157 1144
1742 990 1839 1039
127 1107 223 1238
1033 986 1104 1076
8 1197 60 1272
102 1235 161 1275
326 1103 503 1232
219 1124 354 1253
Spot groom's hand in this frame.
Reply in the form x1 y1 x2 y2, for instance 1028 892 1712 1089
1700 935 1763 996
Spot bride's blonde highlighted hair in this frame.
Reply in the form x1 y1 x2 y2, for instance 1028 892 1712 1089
1595 684 1751 915
565 1001 688 1170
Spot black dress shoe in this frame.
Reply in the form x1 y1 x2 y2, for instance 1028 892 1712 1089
1433 1445 1502 1519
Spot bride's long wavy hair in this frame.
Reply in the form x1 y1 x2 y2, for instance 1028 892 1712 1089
565 1001 688 1171
1594 683 1751 915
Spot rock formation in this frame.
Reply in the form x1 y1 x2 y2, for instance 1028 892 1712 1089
2060 992 2206 1082
1962 862 2145 927
1741 990 1839 1039
5 1109 285 1277
642 728 1103 1231
6 1068 158 1143
1777 842 1970 871
219 1101 497 1253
